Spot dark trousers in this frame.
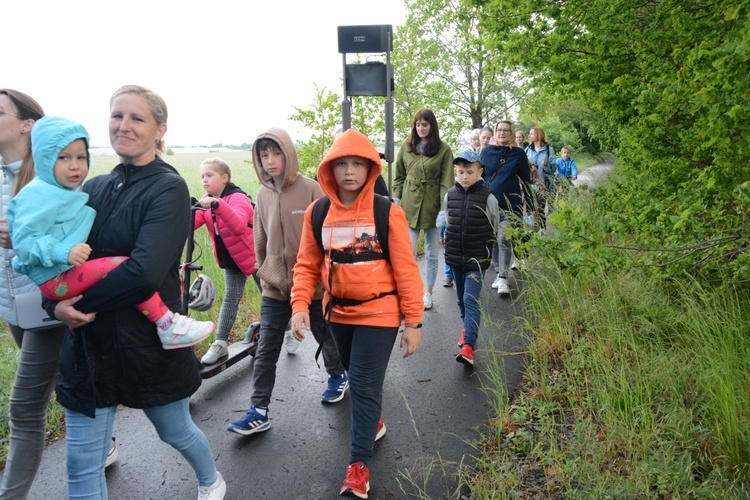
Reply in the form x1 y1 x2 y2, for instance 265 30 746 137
329 323 398 465
251 297 343 408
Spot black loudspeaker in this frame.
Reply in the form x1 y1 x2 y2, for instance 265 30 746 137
338 25 393 54
345 62 392 96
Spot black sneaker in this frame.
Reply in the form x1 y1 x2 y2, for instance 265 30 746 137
443 276 454 287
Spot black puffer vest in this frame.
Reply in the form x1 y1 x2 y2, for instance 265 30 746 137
444 182 494 271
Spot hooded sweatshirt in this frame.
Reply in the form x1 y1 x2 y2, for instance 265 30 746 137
7 117 96 285
291 129 423 328
252 127 323 300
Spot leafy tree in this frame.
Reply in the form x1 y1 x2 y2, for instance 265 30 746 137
289 84 341 177
392 0 531 144
477 0 750 286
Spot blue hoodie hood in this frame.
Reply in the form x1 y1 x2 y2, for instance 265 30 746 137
31 116 89 189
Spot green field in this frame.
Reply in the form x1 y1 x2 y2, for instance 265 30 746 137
89 151 262 201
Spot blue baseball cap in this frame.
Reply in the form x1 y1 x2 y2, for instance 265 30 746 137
452 149 481 165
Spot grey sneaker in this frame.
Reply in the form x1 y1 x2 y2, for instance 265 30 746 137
105 437 118 468
201 341 228 364
496 277 511 296
283 331 300 354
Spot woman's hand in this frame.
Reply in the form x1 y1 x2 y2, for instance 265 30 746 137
54 295 96 329
291 311 310 341
0 218 12 249
400 326 421 357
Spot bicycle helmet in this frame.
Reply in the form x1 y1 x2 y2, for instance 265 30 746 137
188 273 216 311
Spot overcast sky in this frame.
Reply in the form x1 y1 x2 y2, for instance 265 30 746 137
5 0 406 147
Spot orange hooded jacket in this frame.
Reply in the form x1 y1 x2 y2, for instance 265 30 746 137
291 129 424 328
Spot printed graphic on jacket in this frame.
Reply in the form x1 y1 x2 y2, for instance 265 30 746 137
323 222 383 255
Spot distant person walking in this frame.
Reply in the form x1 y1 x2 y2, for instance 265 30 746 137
393 108 454 311
479 120 532 297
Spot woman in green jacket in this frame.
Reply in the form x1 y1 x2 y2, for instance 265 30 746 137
393 108 454 310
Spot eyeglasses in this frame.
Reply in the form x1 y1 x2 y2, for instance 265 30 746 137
496 128 512 133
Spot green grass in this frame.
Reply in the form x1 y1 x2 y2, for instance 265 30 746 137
0 152 264 468
466 183 750 497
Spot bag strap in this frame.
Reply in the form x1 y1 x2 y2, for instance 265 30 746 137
487 147 510 185
405 154 422 175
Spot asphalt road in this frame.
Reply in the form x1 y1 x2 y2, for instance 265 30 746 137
13 256 529 500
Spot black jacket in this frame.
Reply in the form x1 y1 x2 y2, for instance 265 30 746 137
444 183 494 271
53 157 201 417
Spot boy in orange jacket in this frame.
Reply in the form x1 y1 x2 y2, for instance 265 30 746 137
291 129 423 499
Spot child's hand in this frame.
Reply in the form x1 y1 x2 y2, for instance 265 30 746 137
0 217 11 249
68 243 91 266
400 325 421 357
199 197 218 209
291 311 310 341
435 210 447 229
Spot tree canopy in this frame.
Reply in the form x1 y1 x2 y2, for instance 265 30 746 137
475 0 750 286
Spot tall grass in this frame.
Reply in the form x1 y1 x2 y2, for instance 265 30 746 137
467 186 750 496
0 152 264 468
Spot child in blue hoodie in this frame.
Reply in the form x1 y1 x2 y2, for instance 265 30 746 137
7 116 213 349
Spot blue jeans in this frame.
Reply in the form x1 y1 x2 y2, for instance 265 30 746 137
0 323 66 499
251 297 343 408
409 227 440 289
328 323 398 465
450 268 485 346
66 398 217 499
492 219 513 278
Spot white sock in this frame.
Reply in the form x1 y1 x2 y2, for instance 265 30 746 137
155 311 175 329
255 407 267 416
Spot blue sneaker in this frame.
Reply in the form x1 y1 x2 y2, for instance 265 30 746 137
321 373 349 404
226 406 270 435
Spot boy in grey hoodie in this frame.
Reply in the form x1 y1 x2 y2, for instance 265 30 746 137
226 127 346 435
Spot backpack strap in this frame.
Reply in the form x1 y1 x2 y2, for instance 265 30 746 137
312 196 332 255
372 194 391 263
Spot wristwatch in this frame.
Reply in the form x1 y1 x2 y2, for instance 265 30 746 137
408 323 422 329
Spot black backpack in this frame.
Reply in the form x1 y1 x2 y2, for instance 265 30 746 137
311 194 392 263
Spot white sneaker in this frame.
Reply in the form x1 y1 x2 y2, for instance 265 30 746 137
105 437 118 468
496 277 510 295
158 313 215 350
491 275 502 289
201 340 228 364
510 259 519 270
423 292 433 310
284 331 300 354
197 472 226 500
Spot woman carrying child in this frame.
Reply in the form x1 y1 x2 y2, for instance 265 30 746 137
290 129 423 499
194 157 258 364
8 117 215 351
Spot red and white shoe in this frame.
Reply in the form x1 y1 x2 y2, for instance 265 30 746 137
457 327 466 347
456 344 474 366
375 417 386 442
340 462 370 498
